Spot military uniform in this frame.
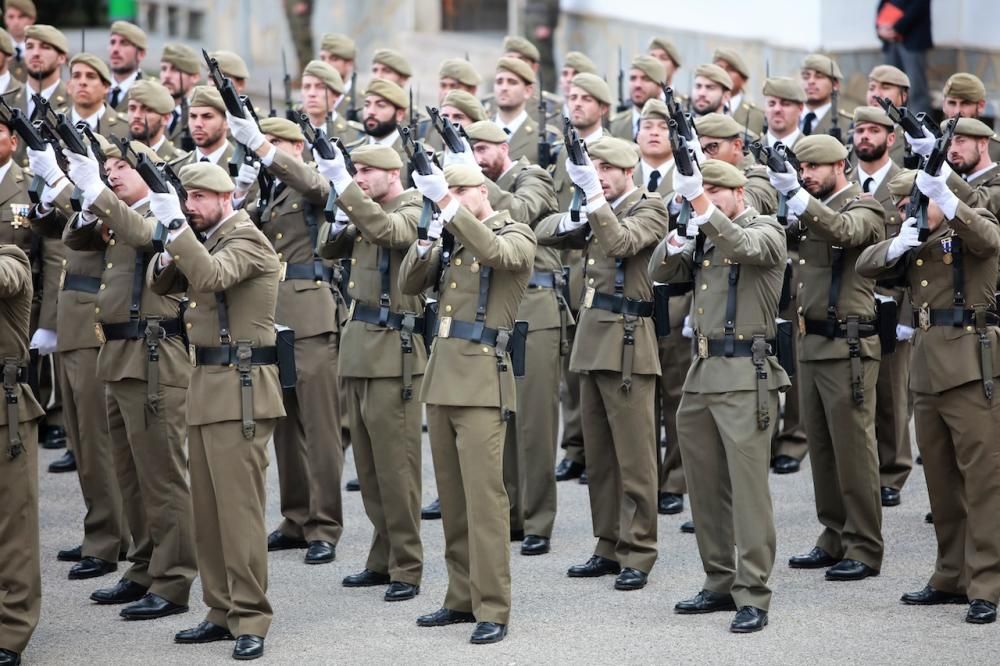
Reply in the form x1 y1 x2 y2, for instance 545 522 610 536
946 163 1000 218
10 81 70 170
732 100 766 138
609 109 640 142
152 136 187 163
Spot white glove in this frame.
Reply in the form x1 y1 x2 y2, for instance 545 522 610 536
672 163 704 201
784 210 800 229
235 161 260 192
767 162 800 195
443 141 479 168
664 229 687 256
566 154 602 200
916 163 959 219
149 186 186 227
684 203 715 237
685 135 706 166
412 164 449 202
886 216 921 261
30 328 57 355
226 112 266 151
557 209 589 234
314 145 354 193
895 324 915 342
904 126 935 159
668 195 683 216
427 211 445 241
64 149 104 202
27 145 64 185
681 315 693 339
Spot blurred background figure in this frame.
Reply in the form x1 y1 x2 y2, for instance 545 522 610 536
876 0 932 114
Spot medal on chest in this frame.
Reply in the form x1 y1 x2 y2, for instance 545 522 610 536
9 204 29 229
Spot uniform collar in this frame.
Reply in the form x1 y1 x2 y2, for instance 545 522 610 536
856 158 893 195
196 142 229 165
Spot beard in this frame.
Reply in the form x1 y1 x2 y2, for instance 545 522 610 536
855 141 887 162
365 116 398 139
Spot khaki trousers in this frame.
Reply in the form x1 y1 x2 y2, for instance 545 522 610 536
0 420 39 653
875 340 913 490
559 322 585 464
657 331 690 495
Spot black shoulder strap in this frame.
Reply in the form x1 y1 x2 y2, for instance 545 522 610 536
827 247 845 323
723 264 741 355
129 250 147 320
215 292 232 345
951 236 966 323
470 265 493 341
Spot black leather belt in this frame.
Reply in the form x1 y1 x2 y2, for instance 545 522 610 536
590 291 654 317
435 318 500 346
528 270 560 289
99 318 184 341
803 318 878 338
281 261 335 282
351 303 425 333
194 345 278 366
62 274 101 293
913 308 1000 328
699 338 776 358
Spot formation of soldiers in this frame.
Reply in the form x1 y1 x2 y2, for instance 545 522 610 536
1 0 999 661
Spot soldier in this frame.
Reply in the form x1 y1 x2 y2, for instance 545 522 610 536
440 89 487 127
857 169 1000 626
908 118 1000 218
652 159 790 633
313 141 426 596
522 1 560 91
939 72 1000 163
209 51 248 94
491 57 544 165
317 33 356 119
106 21 146 113
609 56 665 141
865 65 909 165
695 113 778 215
500 34 561 113
169 86 234 169
799 54 844 140
299 60 359 145
537 136 668 590
0 242 44 666
149 162 284 660
762 77 806 150
11 25 70 168
713 48 765 136
767 134 886 580
438 58 480 100
647 37 682 87
354 78 410 168
399 163 536 644
126 79 187 161
691 64 732 118
67 53 128 139
0 28 20 94
225 115 344 566
558 51 597 116
370 48 412 88
159 43 201 150
2 0 35 82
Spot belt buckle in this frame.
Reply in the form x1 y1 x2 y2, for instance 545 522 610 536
188 343 197 366
918 306 930 331
697 334 708 359
438 316 453 339
278 261 288 282
582 286 595 309
797 313 806 336
94 322 106 344
59 270 66 290
347 300 357 320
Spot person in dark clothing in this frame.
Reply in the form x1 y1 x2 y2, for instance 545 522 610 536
876 0 932 115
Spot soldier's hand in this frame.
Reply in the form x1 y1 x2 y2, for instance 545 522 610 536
915 164 959 218
64 148 104 202
413 164 449 203
904 126 935 158
672 162 704 201
566 154 602 200
767 162 800 195
27 145 64 186
685 130 706 165
443 139 478 169
235 161 261 193
29 328 57 355
314 145 353 192
895 324 915 342
886 216 921 261
150 186 187 229
227 112 266 151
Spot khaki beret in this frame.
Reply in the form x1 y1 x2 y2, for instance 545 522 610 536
465 120 508 144
701 159 748 188
713 47 749 79
588 136 639 169
110 21 147 50
364 78 408 110
5 0 36 18
161 43 200 75
320 33 355 60
69 53 112 86
260 117 304 143
631 55 666 85
127 79 174 114
439 58 481 87
496 56 535 85
0 28 12 57
372 48 412 78
947 117 995 138
762 77 806 103
795 134 849 164
210 50 248 80
179 162 235 193
101 136 160 163
188 85 225 113
943 73 986 103
694 112 743 138
648 37 682 67
801 53 842 80
444 164 485 187
441 89 487 122
570 73 612 106
639 98 670 122
303 59 345 94
695 63 733 91
564 51 597 75
350 144 403 171
868 64 909 88
888 169 917 199
853 106 893 129
502 35 539 63
25 25 68 54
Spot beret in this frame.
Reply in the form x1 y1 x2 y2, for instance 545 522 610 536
465 120 508 144
701 159 748 188
5 0 36 18
364 78 408 110
303 59 345 94
188 85 225 113
260 117 304 143
127 79 174 114
631 55 666 85
69 53 112 86
161 43 200 75
943 73 986 103
100 135 160 163
648 37 682 67
564 51 597 75
210 50 249 80
570 73 612 106
762 77 806 103
441 89 487 121
444 164 485 187
496 56 535 85
503 35 539 63
372 48 412 77
694 112 744 138
713 47 749 79
853 106 894 129
801 53 842 80
947 117 995 138
795 134 849 163
320 33 355 60
0 28 11 56
868 64 909 88
110 21 147 50
888 169 917 199
695 63 733 90
179 162 235 193
640 98 670 122
588 136 639 169
350 144 403 170
439 58 481 87
25 25 68 54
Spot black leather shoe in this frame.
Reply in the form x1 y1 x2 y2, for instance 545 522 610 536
658 493 684 515
416 607 476 627
69 556 116 580
730 606 768 633
901 585 968 605
510 528 524 542
0 648 20 665
881 486 901 507
925 512 934 524
304 540 335 564
578 470 588 485
771 454 800 474
470 622 507 644
680 520 695 534
614 567 648 591
120 593 189 620
342 569 390 587
90 578 148 604
233 635 264 660
788 547 837 569
266 529 307 551
421 498 442 520
674 589 738 614
825 559 879 581
174 621 234 644
966 599 998 624
345 477 361 492
520 535 550 556
58 545 82 562
48 450 76 473
567 555 621 578
385 582 419 602
41 425 67 449
916 455 922 465
555 458 584 481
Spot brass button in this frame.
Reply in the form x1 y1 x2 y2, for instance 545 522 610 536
449 282 457 289
106 262 113 269
348 281 355 288
798 282 803 289
351 257 357 264
355 235 362 242
276 232 283 240
62 259 67 266
697 307 704 315
915 259 923 266
588 258 595 265
94 307 100 314
700 284 707 290
347 206 353 212
588 277 594 284
189 302 197 308
455 258 462 266
966 326 974 332
109 239 116 246
921 302 928 308
277 252 284 259
798 258 806 265
702 260 710 267
920 279 928 287
186 322 192 329
738 334 744 340
482 346 490 353
444 304 452 313
292 203 299 210
99 283 106 290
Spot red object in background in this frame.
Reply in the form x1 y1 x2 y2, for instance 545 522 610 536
877 2 904 27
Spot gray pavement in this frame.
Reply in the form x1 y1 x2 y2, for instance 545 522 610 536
26 435 1000 664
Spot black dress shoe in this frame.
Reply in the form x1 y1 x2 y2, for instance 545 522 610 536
825 559 879 581
614 567 648 591
578 470 588 485
788 547 837 569
567 555 621 578
0 648 20 665
900 585 968 605
175 621 234 643
342 569 391 587
58 545 82 562
120 593 189 620
421 498 442 520
345 477 361 492
916 455 922 465
925 512 934 524
554 458 585 481
470 621 507 644
304 540 335 564
680 520 695 534
674 589 738 614
48 450 76 473
771 454 800 474
90 577 148 604
966 599 998 624
385 581 419 601
520 535 550 556
233 635 264 660
730 606 768 633
881 486 901 507
69 556 117 580
416 607 476 627
658 493 684 515
41 425 67 449
266 529 308 551
509 528 524 542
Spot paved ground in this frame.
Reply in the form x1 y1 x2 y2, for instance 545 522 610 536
25 434 1000 664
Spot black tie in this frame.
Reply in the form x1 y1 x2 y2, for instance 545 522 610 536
862 177 874 193
169 109 180 134
199 156 210 163
109 87 121 108
29 95 42 121
14 46 21 62
503 127 511 136
647 169 661 192
803 112 817 135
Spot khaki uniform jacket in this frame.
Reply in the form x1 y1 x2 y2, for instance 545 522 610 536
0 245 45 425
0 163 37 281
399 207 536 409
153 137 188 163
946 163 1000 217
170 141 236 171
853 161 910 320
87 106 129 141
738 154 779 215
732 100 766 137
609 110 637 142
150 210 285 426
806 106 847 144
506 116 547 166
12 81 70 170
